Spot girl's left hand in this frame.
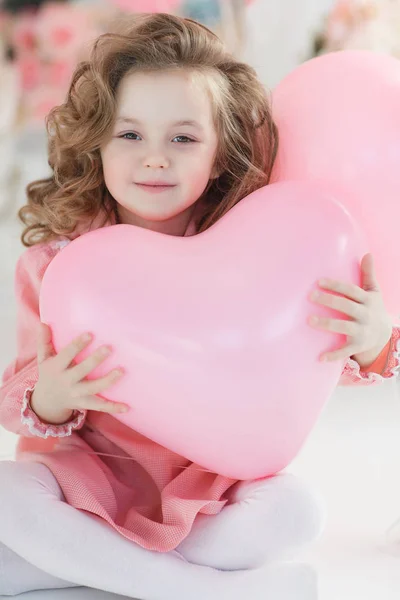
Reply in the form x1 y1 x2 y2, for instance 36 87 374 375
308 253 392 367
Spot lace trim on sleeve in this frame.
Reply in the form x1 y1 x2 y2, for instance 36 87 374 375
342 327 400 384
20 387 87 438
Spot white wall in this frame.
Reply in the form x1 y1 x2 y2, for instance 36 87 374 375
243 0 336 88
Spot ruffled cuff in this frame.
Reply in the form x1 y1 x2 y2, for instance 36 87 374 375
340 327 400 385
20 386 87 439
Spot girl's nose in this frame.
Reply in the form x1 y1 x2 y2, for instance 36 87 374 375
143 154 170 169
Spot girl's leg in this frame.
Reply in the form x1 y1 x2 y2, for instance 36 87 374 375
177 473 326 570
0 541 80 596
0 544 318 600
0 461 317 599
0 544 317 600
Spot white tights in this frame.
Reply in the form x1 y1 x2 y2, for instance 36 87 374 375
0 460 325 598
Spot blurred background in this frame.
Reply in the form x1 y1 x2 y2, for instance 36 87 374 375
1 1 400 599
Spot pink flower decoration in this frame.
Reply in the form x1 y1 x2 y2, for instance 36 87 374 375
35 3 97 62
16 55 41 90
12 11 37 56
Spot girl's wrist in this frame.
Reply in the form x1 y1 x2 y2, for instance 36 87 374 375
351 329 392 369
30 389 74 425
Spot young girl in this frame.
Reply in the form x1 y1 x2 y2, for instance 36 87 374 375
0 12 399 599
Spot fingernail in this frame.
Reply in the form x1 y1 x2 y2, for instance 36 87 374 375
309 316 319 325
82 333 92 341
119 406 129 412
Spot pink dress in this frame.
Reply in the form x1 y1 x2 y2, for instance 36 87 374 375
1 210 400 552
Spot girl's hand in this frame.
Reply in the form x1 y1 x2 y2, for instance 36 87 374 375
30 323 129 425
308 253 392 367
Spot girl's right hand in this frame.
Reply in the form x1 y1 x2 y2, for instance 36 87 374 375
30 323 129 425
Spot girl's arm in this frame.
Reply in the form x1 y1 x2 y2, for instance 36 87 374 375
0 242 86 438
339 326 400 386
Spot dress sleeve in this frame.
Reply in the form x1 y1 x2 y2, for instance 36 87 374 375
339 326 400 386
0 241 87 438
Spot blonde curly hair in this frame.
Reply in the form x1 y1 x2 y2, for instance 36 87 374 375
19 12 278 247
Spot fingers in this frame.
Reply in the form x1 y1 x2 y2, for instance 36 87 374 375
317 278 367 304
40 330 128 415
66 342 127 412
71 370 128 414
72 368 124 400
320 345 357 363
53 332 94 370
68 344 115 384
75 395 129 415
59 337 128 413
310 290 366 321
361 253 380 292
308 315 359 337
37 323 56 364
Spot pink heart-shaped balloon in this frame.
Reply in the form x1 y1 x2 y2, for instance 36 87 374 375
40 181 365 479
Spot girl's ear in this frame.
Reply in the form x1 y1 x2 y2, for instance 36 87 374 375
210 162 223 180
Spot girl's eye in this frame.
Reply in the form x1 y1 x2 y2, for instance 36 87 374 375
119 133 195 143
120 132 141 140
173 135 195 143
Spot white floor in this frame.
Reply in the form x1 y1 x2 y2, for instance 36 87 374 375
1 203 400 600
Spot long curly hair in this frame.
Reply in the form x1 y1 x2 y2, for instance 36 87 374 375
19 12 279 247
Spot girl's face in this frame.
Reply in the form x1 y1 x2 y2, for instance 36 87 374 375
101 69 219 234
